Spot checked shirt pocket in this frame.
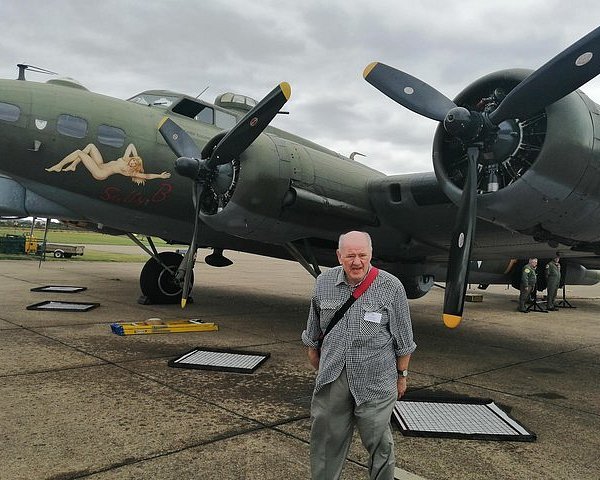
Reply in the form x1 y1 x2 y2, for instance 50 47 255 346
359 303 389 337
319 299 345 331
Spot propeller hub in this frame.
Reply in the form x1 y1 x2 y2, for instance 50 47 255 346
485 119 521 164
443 107 483 141
174 157 204 180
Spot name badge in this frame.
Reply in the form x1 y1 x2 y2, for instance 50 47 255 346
364 312 382 323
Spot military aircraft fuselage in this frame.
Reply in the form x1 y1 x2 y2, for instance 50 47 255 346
0 78 380 251
3 72 600 303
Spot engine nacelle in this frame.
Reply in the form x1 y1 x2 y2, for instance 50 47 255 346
197 133 379 244
399 274 435 299
196 135 292 243
374 260 436 298
433 69 600 245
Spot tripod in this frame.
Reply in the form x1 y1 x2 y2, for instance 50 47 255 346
555 283 576 308
526 286 548 313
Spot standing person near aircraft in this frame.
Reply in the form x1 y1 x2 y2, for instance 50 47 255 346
519 257 538 313
301 230 416 480
545 256 561 311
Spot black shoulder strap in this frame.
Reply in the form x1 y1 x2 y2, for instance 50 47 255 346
323 296 355 338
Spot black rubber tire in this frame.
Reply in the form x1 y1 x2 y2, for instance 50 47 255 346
53 250 64 258
139 252 192 304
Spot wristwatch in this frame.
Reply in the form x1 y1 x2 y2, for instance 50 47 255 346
397 369 408 377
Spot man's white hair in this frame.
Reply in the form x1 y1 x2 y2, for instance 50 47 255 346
338 231 372 250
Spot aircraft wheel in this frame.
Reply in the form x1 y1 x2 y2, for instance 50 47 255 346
139 252 193 304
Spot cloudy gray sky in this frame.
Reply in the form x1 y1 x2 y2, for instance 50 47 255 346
2 0 600 174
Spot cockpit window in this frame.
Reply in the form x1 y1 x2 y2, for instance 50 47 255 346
194 106 214 124
215 110 236 129
97 124 125 148
0 102 20 122
160 96 238 130
128 94 178 108
57 114 88 138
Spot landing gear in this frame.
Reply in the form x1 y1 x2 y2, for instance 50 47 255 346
139 252 193 304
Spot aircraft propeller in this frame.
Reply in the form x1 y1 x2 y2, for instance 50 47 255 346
364 25 600 328
158 82 291 307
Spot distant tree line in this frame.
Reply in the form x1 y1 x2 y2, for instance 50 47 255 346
0 218 70 230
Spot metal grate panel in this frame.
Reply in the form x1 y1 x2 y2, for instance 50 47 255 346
30 285 87 293
393 398 536 441
168 347 270 374
26 300 99 312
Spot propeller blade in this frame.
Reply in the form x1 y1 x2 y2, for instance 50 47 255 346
443 146 479 328
489 26 600 124
363 62 456 122
181 181 204 308
158 117 202 159
180 182 204 308
207 82 291 168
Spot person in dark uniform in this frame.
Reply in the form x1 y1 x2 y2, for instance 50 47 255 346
545 256 561 311
519 258 538 313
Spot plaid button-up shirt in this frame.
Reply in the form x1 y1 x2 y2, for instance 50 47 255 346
302 266 416 405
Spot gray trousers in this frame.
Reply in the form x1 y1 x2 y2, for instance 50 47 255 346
309 368 397 480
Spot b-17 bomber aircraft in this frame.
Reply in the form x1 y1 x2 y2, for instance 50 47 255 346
2 26 600 327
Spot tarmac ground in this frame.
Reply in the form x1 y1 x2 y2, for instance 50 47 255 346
0 250 599 479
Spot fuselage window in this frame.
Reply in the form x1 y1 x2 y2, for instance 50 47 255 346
57 114 88 138
0 102 20 122
215 110 237 130
97 124 126 148
194 106 214 124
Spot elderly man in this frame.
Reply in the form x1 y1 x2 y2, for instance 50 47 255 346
302 231 416 480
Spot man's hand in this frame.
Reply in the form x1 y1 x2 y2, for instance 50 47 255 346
397 377 407 398
307 347 320 370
